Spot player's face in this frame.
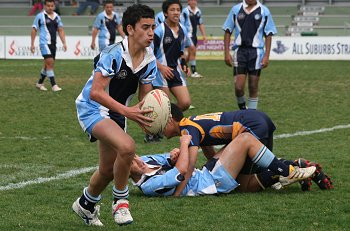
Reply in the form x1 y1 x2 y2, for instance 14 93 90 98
129 18 155 47
188 0 197 8
104 3 114 15
245 0 257 6
44 1 55 14
165 4 181 24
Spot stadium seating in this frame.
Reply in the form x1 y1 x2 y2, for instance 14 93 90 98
0 1 349 36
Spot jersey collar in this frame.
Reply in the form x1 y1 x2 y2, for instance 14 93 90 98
188 5 199 14
131 164 161 186
243 0 261 11
121 37 156 73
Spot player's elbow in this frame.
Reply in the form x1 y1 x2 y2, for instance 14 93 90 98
177 166 187 176
89 88 100 102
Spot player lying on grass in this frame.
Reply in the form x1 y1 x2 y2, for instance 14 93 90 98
129 133 326 196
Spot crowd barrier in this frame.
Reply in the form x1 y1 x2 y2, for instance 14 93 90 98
1 36 350 60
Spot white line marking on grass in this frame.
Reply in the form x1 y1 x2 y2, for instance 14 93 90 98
274 124 350 139
0 167 97 191
1 124 349 191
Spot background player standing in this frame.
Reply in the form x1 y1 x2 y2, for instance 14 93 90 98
223 0 276 109
90 0 125 51
152 0 191 112
182 0 207 78
31 0 67 92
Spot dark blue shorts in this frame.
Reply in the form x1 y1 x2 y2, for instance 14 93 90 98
40 44 56 59
233 47 264 76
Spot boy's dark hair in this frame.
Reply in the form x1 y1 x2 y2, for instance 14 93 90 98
162 0 182 15
103 0 114 6
122 4 155 36
171 103 184 122
45 0 55 4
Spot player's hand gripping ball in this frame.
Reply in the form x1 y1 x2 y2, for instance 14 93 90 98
141 89 171 135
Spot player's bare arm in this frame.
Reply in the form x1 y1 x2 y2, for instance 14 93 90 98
173 145 198 196
90 27 99 50
261 35 272 68
224 30 232 67
58 27 67 52
30 28 37 54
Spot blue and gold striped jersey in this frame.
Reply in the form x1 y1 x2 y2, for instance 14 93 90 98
179 109 275 147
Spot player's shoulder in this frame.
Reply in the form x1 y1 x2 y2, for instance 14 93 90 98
232 3 243 11
260 4 272 14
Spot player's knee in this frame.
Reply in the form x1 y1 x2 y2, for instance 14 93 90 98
237 132 254 143
117 140 135 161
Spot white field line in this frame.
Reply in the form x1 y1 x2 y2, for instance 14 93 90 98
1 123 349 191
0 167 97 191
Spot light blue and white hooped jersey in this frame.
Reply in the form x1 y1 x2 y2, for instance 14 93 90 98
93 10 122 47
32 11 63 45
75 37 157 132
222 1 277 50
134 153 238 197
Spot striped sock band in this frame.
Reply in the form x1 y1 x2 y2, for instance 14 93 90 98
252 146 275 168
83 187 101 203
112 185 129 200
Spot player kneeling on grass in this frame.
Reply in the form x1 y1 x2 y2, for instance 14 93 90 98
130 133 317 196
72 4 157 227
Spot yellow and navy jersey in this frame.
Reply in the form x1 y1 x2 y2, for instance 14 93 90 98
179 109 275 147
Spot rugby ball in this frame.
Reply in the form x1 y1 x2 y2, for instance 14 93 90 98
141 89 171 135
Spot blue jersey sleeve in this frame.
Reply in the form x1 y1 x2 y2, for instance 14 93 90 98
262 6 277 36
32 13 41 29
181 8 192 37
93 13 103 29
153 24 164 57
222 6 237 33
115 14 122 25
198 9 204 25
155 12 165 27
140 167 182 196
57 15 64 28
95 52 121 77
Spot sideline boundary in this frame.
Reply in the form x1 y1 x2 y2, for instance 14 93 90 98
1 124 349 191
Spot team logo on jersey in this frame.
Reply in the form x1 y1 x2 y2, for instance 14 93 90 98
164 37 172 44
255 14 262 20
238 13 245 20
116 70 127 79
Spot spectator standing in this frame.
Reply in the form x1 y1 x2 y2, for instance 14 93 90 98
223 0 276 110
74 0 100 16
29 0 43 16
31 0 67 92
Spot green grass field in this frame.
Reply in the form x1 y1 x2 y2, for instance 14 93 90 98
0 59 349 231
